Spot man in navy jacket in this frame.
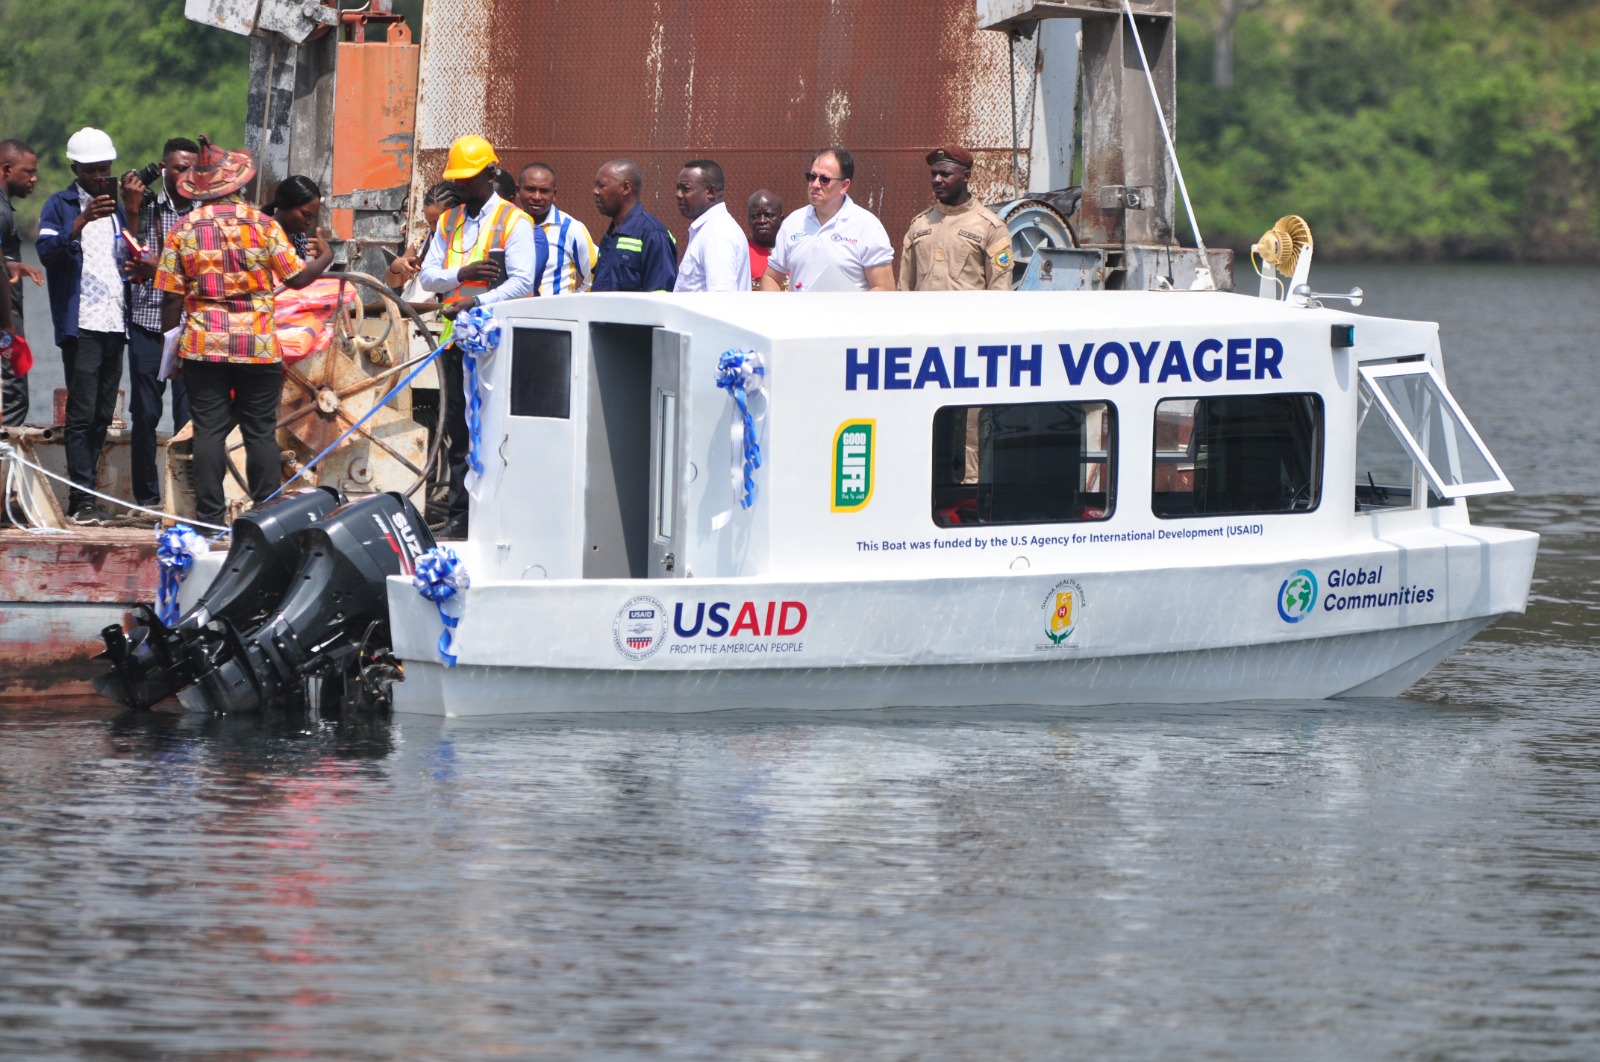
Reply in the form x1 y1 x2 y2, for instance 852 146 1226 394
37 127 136 524
591 158 677 293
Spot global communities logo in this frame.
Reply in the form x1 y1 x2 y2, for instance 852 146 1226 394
1277 569 1319 623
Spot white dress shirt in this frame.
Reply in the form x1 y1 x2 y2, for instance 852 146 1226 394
674 201 753 293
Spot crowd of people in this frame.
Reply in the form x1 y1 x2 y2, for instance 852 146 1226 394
0 127 1017 534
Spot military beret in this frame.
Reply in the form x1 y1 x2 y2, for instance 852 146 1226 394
926 145 975 168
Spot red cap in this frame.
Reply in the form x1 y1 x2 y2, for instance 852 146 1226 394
926 145 975 168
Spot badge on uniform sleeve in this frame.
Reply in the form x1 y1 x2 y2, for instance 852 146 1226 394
994 248 1012 269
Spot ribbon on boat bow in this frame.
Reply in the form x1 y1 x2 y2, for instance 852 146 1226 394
711 349 767 530
452 305 502 493
412 547 470 668
155 524 207 626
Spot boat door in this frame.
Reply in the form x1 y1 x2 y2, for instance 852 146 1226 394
648 329 689 578
493 321 582 579
580 325 688 579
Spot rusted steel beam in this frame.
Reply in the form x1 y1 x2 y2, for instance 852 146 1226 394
1076 9 1176 247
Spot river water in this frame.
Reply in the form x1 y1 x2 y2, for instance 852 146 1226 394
3 263 1598 1059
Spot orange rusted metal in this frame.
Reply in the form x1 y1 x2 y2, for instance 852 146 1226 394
414 0 1032 254
329 25 419 242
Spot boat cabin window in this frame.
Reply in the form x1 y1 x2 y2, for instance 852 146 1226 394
1356 363 1511 500
1152 394 1323 518
931 401 1115 527
509 327 572 419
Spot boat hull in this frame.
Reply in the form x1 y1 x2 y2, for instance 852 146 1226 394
392 617 1494 717
385 528 1536 717
0 531 159 701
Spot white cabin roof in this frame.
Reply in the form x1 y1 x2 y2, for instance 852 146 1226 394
549 289 1380 341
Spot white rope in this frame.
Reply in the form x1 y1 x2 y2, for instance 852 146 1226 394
1121 0 1215 291
0 441 229 533
4 456 68 535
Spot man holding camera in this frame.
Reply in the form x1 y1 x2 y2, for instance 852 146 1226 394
121 137 198 511
38 127 136 525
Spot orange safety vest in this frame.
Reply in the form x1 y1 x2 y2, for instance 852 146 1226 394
437 199 531 343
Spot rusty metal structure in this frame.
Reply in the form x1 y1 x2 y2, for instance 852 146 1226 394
186 0 1226 288
190 0 1050 269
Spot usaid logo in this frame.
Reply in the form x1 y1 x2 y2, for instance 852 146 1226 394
613 595 668 661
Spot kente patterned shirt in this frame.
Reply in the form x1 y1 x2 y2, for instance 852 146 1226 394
155 195 305 363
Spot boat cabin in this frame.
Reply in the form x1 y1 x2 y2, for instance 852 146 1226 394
463 289 1509 586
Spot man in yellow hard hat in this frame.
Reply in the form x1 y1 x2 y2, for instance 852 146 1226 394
418 134 541 538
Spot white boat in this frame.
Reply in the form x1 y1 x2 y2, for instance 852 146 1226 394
105 0 1532 718
366 276 1535 716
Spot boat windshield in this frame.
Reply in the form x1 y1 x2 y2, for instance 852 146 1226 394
1357 363 1511 499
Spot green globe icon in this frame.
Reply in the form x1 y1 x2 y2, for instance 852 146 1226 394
1284 576 1314 612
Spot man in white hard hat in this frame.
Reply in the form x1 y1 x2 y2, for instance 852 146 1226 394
37 127 141 525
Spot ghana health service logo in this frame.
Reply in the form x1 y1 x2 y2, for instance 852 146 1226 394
1277 569 1319 623
613 595 667 660
1037 578 1086 650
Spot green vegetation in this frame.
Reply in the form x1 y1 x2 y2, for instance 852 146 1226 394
1 1 1594 260
1180 0 1600 259
0 0 249 221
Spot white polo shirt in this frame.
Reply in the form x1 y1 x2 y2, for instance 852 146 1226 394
768 195 894 292
674 201 752 293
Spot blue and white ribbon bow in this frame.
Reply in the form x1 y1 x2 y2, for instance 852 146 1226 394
711 349 767 530
453 306 502 492
413 547 470 667
155 524 207 626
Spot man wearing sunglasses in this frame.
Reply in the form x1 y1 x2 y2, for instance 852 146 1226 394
760 147 893 293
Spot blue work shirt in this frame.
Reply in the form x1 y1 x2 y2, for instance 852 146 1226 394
37 182 131 346
592 203 678 293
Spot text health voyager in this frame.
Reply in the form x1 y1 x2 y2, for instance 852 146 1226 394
844 338 1286 391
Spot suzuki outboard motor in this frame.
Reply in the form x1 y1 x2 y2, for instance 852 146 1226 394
179 491 433 715
96 487 345 709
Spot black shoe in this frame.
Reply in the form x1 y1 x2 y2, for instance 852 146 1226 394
437 517 468 540
70 503 112 527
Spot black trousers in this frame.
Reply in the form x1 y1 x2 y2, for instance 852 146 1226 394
127 324 191 506
61 330 125 512
441 343 469 523
183 359 282 527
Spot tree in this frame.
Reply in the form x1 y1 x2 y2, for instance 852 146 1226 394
1190 0 1266 90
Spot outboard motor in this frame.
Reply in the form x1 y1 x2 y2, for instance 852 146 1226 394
96 488 345 709
179 491 433 716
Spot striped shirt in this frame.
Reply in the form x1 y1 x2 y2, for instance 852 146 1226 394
155 195 305 364
131 186 193 332
532 204 596 294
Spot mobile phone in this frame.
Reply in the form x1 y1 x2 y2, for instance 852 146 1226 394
120 229 148 259
486 249 506 288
